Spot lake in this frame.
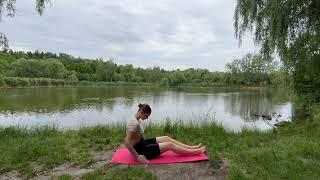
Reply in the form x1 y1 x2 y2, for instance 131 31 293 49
0 86 292 131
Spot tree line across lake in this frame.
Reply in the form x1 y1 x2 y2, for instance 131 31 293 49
0 50 288 87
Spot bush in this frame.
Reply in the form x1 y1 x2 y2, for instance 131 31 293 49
160 77 169 86
51 79 65 86
16 78 30 87
38 78 51 86
28 78 39 86
3 77 19 87
10 58 68 79
0 75 4 87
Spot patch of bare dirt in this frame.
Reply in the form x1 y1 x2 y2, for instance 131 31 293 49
1 148 230 180
29 149 115 179
0 171 20 180
32 163 94 180
130 158 230 180
89 149 114 167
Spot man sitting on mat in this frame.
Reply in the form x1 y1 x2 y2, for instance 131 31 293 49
124 103 207 164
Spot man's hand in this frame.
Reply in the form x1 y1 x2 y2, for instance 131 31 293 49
137 155 149 164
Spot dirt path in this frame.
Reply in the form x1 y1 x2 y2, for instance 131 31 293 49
141 159 230 180
0 149 230 180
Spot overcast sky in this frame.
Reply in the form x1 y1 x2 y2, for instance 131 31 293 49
0 0 258 71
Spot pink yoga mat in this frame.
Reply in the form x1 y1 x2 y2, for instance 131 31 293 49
110 148 209 164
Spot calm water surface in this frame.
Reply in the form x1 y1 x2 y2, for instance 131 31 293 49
0 86 292 131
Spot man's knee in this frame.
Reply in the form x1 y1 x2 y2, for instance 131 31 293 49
166 142 174 148
159 136 170 141
160 142 174 152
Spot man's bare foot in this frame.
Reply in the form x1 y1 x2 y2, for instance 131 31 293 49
200 146 207 153
190 143 202 149
191 146 207 154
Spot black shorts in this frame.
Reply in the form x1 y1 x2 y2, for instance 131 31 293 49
133 137 160 159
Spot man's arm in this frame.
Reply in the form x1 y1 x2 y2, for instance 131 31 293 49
124 132 149 163
124 134 139 159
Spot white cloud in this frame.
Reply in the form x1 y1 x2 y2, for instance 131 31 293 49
0 0 257 71
10 45 34 52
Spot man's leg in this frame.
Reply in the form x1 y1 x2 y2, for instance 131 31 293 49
159 142 206 154
156 136 201 149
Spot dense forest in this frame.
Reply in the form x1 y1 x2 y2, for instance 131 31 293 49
0 50 287 87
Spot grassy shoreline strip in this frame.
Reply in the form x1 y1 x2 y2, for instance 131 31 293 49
0 77 274 89
0 118 319 179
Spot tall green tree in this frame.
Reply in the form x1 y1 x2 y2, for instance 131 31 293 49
234 0 320 107
226 53 276 85
95 60 117 82
9 58 67 79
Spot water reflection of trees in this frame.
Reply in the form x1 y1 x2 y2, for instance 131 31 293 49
0 87 129 113
0 87 167 113
224 90 288 121
0 87 291 122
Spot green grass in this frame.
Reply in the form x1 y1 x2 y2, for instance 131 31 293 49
52 174 74 180
81 164 156 180
0 125 126 177
148 119 320 179
0 115 319 179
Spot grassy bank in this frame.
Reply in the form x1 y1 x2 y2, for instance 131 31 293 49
1 115 319 179
0 77 160 88
0 77 251 88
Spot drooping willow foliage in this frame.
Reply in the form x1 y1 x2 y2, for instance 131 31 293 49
0 0 50 48
234 0 320 110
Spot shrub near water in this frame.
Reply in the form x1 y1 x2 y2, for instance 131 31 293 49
1 77 66 87
0 77 160 88
0 75 4 87
3 77 19 87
